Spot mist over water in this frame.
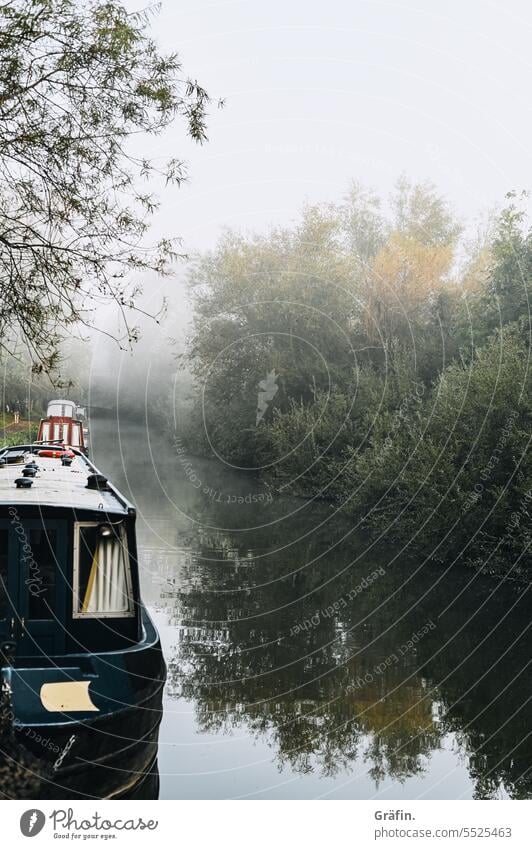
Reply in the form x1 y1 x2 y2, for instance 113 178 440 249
85 281 192 422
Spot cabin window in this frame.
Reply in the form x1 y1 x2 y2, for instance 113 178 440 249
41 422 51 442
69 423 81 447
48 402 75 417
73 522 134 618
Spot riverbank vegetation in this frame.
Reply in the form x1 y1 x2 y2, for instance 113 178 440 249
181 181 531 576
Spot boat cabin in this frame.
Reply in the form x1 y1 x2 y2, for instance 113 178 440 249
0 445 141 660
46 399 77 418
37 398 86 453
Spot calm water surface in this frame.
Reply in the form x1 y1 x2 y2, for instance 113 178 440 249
91 417 531 800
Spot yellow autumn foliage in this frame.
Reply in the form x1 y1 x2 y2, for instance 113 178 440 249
363 232 454 341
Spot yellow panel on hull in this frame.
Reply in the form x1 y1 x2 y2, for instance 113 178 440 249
40 681 99 712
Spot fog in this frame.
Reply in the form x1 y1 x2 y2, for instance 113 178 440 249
123 0 532 252
89 0 532 417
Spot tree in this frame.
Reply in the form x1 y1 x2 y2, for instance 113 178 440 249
391 175 461 247
345 324 531 575
339 181 387 264
365 233 454 337
182 181 465 467
0 0 211 373
185 205 361 464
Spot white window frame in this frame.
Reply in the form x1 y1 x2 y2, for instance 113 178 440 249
72 521 135 619
70 423 81 446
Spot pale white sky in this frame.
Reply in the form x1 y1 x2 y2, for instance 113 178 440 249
123 0 532 253
93 0 532 393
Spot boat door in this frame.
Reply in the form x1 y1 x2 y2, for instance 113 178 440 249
0 519 67 657
0 524 15 648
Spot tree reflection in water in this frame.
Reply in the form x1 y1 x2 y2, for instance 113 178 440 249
157 494 531 799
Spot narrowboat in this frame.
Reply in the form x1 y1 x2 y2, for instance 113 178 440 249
37 399 88 455
0 423 165 799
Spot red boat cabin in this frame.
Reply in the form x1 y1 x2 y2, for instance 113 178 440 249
37 399 87 453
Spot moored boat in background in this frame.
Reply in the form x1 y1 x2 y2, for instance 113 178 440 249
36 399 88 455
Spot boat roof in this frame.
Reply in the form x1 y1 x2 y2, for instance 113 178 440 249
0 447 131 516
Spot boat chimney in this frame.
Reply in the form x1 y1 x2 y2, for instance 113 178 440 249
86 473 109 491
15 478 33 489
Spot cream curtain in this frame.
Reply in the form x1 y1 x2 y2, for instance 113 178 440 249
82 534 130 615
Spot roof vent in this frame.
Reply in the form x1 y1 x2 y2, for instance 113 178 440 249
15 477 33 489
22 467 37 477
86 473 109 491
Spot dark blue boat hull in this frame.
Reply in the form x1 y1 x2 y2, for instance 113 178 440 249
2 608 166 799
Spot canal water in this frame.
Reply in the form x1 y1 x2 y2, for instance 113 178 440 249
91 416 530 800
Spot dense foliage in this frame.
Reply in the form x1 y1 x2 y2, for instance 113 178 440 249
0 0 210 373
183 182 531 576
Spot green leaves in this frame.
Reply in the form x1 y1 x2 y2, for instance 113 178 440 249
0 0 210 374
182 185 531 577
